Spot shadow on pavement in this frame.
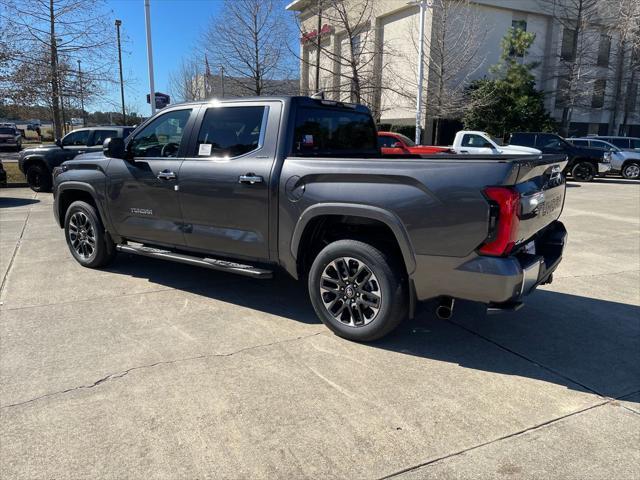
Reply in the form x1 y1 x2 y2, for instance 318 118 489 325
0 197 39 208
106 254 639 402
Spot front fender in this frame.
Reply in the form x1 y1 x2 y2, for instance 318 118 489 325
290 202 417 276
55 181 111 231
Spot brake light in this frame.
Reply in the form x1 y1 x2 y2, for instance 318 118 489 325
479 187 520 256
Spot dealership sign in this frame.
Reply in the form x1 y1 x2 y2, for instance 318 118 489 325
301 24 333 44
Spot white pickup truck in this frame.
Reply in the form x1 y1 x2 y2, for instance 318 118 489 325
451 131 541 155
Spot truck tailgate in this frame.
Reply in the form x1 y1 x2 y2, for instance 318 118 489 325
512 154 567 245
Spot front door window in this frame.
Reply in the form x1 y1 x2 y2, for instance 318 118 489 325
129 109 192 158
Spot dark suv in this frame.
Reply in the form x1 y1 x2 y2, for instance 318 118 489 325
509 132 611 182
18 126 134 192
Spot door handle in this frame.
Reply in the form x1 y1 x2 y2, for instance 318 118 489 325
239 174 263 184
157 170 177 180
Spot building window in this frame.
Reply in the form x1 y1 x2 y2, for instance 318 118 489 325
510 20 527 57
561 28 576 61
597 34 611 67
512 20 527 31
591 79 606 108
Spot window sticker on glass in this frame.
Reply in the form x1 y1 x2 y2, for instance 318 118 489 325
303 134 314 146
199 143 212 156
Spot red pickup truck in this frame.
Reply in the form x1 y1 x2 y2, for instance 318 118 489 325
378 131 450 156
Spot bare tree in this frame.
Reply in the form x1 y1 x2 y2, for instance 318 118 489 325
201 0 294 96
399 0 490 143
168 58 208 103
600 0 640 134
292 0 401 119
538 0 601 136
0 0 117 137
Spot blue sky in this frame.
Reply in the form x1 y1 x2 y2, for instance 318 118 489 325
103 0 297 115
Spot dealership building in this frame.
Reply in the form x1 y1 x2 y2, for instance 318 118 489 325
287 0 640 144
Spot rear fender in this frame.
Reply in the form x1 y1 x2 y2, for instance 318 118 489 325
289 203 417 277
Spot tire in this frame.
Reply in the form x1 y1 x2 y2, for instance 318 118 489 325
571 161 595 182
621 162 640 180
26 163 52 192
64 200 116 268
308 239 407 342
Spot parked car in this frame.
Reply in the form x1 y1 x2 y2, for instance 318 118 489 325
569 137 640 180
588 135 640 151
509 132 611 182
377 131 450 155
0 126 23 151
51 96 568 342
451 131 541 155
0 160 7 187
18 125 135 192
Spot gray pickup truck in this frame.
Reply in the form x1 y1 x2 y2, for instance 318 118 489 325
52 96 568 341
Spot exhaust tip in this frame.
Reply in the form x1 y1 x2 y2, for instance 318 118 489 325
435 305 452 320
435 297 455 320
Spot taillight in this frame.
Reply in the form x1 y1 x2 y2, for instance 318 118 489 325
479 187 520 256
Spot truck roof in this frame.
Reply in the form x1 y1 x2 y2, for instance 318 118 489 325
172 95 372 114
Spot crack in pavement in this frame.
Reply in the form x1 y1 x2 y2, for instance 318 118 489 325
378 395 635 479
1 332 324 410
0 191 36 296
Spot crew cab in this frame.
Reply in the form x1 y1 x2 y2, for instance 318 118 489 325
451 131 541 155
569 137 640 180
18 126 134 192
52 96 568 342
0 126 23 151
378 131 450 155
509 132 611 182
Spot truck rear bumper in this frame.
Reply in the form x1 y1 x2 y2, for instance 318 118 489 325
412 221 567 304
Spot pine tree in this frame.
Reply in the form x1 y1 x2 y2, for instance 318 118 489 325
463 27 555 139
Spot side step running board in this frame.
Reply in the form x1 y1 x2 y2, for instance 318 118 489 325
116 244 273 279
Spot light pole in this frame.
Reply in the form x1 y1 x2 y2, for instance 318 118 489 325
77 60 85 127
115 19 126 125
412 0 432 145
144 0 156 115
220 65 225 98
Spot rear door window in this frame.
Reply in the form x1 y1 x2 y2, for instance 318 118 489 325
195 106 267 158
91 130 118 146
631 139 640 149
537 134 565 151
510 133 536 147
293 107 378 157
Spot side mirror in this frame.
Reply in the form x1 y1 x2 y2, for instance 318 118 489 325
55 138 63 148
103 137 127 160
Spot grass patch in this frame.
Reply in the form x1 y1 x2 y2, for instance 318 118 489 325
3 162 26 185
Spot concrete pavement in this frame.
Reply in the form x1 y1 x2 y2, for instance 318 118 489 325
0 179 638 479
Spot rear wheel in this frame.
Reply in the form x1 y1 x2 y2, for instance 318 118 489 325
26 164 52 192
308 239 407 342
571 161 595 182
621 162 640 180
64 201 116 268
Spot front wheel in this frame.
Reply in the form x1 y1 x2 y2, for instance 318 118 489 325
64 201 116 268
308 239 407 342
571 161 595 182
26 164 52 192
622 162 640 180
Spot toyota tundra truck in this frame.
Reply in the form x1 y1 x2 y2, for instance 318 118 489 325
52 96 568 342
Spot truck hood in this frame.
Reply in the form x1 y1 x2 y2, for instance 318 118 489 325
497 145 541 155
21 144 60 156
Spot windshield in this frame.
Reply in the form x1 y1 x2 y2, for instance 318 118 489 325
395 133 415 147
0 127 15 134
